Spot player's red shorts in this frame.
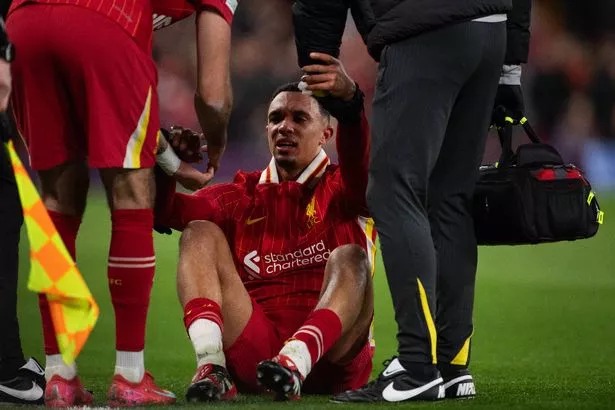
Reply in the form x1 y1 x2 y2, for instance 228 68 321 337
224 300 374 394
8 4 159 170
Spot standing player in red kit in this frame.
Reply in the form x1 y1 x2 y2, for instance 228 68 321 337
6 0 236 407
154 53 375 402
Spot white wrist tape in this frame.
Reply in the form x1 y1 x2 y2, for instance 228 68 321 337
156 144 181 175
499 65 522 85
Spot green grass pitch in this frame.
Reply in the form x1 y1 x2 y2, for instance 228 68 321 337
16 192 615 409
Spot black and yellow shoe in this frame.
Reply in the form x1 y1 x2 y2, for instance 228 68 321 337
331 357 444 403
441 368 475 399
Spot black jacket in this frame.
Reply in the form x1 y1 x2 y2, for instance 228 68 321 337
1 0 10 45
293 0 531 64
1 0 10 19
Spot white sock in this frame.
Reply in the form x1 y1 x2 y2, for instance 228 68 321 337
45 354 77 382
188 319 225 367
114 351 145 383
279 340 312 379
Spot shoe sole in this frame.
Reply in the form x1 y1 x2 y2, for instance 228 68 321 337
108 397 176 407
256 361 298 401
45 395 93 408
186 380 225 402
45 386 93 408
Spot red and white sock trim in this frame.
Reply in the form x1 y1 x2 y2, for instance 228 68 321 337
108 255 156 269
293 325 324 361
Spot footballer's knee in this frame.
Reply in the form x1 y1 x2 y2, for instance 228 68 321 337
327 244 370 288
180 220 225 248
100 167 154 210
39 161 89 216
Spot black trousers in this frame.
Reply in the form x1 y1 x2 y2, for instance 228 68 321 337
0 138 25 379
367 21 506 367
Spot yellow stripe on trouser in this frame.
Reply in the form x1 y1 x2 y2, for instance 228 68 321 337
451 335 472 365
417 278 437 364
357 216 378 348
123 87 152 168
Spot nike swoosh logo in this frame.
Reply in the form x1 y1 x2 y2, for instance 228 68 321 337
246 216 266 225
381 358 405 377
382 368 404 377
0 381 43 402
381 377 443 402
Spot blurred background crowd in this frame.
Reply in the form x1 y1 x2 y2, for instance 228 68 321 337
154 0 615 191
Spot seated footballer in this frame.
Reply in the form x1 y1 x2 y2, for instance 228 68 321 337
154 53 376 401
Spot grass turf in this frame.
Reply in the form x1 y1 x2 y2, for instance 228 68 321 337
16 192 615 409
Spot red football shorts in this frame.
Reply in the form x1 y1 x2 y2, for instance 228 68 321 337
224 300 374 394
8 4 159 170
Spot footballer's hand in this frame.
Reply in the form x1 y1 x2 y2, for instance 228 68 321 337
301 52 356 101
204 143 224 175
168 126 206 163
173 161 214 191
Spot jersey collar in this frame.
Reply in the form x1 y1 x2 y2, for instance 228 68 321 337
258 149 330 185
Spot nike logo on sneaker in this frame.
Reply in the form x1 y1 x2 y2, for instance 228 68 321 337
381 358 406 377
381 377 443 402
21 358 45 376
246 216 266 225
0 382 44 402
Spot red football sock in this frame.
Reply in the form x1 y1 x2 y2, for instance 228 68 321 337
108 209 155 351
39 211 82 355
47 210 81 259
290 309 342 364
183 298 223 331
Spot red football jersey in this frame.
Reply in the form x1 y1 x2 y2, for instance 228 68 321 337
156 112 376 317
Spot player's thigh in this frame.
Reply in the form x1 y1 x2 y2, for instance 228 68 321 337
7 5 86 171
223 301 281 393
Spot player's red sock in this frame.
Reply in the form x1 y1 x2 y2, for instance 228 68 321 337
108 209 155 352
183 298 225 367
183 298 223 331
47 210 81 259
280 309 342 378
40 211 82 355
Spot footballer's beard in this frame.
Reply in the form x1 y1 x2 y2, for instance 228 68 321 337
274 155 304 181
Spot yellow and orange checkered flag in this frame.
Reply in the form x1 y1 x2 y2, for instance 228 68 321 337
5 140 99 365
